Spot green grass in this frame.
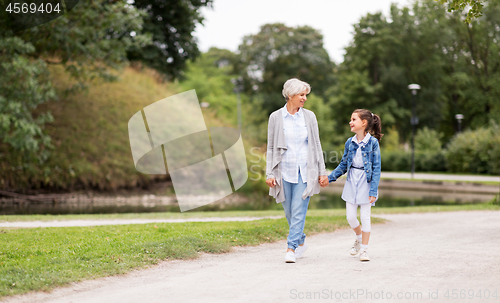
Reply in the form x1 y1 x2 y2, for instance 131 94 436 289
0 215 362 297
1 203 499 222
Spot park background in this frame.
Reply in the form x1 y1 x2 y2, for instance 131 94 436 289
1 0 500 299
0 0 499 205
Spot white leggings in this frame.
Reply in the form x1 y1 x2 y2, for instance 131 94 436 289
346 202 372 233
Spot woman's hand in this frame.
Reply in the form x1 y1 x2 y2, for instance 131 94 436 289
369 196 376 203
319 175 328 187
266 178 277 188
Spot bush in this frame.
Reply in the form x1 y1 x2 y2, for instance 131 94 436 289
445 122 500 175
492 194 500 206
415 126 444 151
381 150 447 172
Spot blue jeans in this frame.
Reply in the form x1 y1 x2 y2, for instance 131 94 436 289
282 173 310 251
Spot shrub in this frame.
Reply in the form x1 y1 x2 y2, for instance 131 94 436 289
415 126 444 151
445 122 500 175
381 150 447 172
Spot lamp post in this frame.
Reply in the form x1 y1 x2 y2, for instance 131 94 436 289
455 114 464 133
231 76 244 133
408 84 420 179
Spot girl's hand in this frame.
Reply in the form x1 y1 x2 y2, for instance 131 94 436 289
318 175 328 187
266 178 277 188
369 196 376 203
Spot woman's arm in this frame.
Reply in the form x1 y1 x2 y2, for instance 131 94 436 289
265 113 276 180
311 113 327 176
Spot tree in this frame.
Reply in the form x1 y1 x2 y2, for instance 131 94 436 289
127 0 213 80
437 0 486 23
0 0 151 163
237 23 335 115
330 0 500 145
0 37 56 164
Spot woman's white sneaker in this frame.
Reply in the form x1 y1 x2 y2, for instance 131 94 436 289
285 251 296 263
359 249 370 261
295 242 308 259
350 239 361 255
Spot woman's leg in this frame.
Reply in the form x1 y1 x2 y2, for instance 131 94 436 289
285 174 310 252
281 179 293 251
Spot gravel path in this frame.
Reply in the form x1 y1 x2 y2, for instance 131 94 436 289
3 210 500 303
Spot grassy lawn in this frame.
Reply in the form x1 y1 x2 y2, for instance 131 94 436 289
0 215 362 297
1 203 499 222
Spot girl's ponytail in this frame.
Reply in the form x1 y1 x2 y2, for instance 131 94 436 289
352 109 384 142
370 114 383 142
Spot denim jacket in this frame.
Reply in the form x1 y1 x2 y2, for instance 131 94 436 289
327 135 381 197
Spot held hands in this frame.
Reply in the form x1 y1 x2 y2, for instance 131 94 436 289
266 178 277 188
369 196 376 204
318 175 329 187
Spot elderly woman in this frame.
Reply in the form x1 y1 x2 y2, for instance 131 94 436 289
266 78 328 263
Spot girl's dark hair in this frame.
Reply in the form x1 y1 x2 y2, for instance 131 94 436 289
353 109 384 142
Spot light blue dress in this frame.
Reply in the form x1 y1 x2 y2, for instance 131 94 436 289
341 133 378 206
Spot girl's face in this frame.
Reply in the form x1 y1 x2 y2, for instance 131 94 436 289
349 113 367 133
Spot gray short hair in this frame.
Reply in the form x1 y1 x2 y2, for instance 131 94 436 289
282 78 311 101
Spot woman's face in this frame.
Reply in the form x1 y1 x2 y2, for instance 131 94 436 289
288 89 308 108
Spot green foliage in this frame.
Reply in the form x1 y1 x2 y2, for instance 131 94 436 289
492 194 500 205
304 94 337 160
332 0 500 144
445 122 500 174
437 0 485 23
0 37 56 164
127 0 213 80
237 23 335 115
382 151 447 172
179 48 240 125
415 126 444 151
15 0 151 91
381 126 401 151
0 0 153 165
0 66 177 190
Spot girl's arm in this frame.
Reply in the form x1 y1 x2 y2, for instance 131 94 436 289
327 139 350 182
369 140 382 197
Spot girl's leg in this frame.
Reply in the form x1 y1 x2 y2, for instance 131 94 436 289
346 202 362 255
359 203 372 245
346 202 361 233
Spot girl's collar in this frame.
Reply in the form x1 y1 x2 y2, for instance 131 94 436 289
351 132 372 144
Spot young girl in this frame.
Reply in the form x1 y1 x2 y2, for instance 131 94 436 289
326 109 382 261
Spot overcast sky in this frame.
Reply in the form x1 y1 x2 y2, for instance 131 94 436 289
194 0 413 64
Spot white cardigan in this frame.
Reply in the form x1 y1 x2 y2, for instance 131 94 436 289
265 107 327 203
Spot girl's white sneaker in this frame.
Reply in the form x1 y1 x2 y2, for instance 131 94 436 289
350 239 361 255
359 249 370 261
